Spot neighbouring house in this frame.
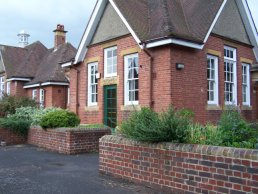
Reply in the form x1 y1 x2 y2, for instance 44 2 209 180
62 0 258 127
0 24 76 108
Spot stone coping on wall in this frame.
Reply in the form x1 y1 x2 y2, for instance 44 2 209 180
32 126 111 132
100 135 258 161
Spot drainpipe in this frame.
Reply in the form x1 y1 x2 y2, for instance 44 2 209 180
142 43 154 108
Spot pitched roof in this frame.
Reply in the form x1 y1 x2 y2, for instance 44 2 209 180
26 43 76 85
112 0 224 44
73 0 258 64
0 42 76 85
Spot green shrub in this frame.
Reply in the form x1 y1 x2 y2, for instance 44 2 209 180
40 109 80 129
120 107 192 143
8 107 62 126
0 95 37 117
218 107 257 149
188 124 223 146
0 117 31 136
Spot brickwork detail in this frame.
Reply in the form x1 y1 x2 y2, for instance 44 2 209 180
100 135 258 194
0 128 26 145
28 127 111 154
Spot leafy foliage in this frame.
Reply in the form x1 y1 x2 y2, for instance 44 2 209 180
0 117 31 136
188 124 223 146
120 107 193 143
0 95 37 117
8 107 62 126
40 109 80 129
218 108 257 149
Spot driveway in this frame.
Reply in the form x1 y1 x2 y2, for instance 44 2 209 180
0 145 158 194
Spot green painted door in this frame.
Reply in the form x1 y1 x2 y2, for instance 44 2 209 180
104 85 117 129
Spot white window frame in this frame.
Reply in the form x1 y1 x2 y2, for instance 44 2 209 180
104 46 117 78
88 62 98 106
124 53 139 105
67 87 70 104
6 82 10 95
242 63 250 106
0 76 5 98
207 55 219 105
39 89 45 108
224 46 237 105
32 89 37 100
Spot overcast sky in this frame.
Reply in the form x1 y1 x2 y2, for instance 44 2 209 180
0 0 257 49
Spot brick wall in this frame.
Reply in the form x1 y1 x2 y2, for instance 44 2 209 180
0 128 26 145
69 34 257 125
100 135 258 194
28 127 111 154
26 85 67 109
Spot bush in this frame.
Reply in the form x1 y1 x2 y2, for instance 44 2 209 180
40 109 80 129
0 95 37 117
218 108 257 149
8 107 62 126
120 107 192 143
0 117 31 136
188 124 223 146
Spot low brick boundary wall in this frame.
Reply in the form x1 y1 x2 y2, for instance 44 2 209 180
0 128 26 145
99 135 258 194
28 127 111 154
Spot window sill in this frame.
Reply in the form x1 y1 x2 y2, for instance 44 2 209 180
206 105 222 111
121 105 141 111
85 105 99 112
242 105 252 110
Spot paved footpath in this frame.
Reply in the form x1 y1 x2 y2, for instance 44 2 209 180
0 145 160 194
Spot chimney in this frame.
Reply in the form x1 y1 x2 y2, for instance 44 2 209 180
53 24 67 49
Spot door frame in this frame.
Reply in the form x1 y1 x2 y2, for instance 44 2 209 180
103 85 117 128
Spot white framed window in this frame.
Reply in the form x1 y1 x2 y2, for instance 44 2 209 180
6 82 10 95
39 89 45 108
0 76 5 98
207 55 219 105
88 62 98 106
32 89 37 100
242 63 250 106
67 87 70 104
224 46 237 105
124 53 139 105
104 46 117 78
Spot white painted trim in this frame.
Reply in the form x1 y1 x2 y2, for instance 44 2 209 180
88 62 98 106
236 0 258 61
0 50 6 72
7 78 31 82
23 82 69 89
23 84 40 89
104 46 117 78
242 63 251 106
146 38 204 49
74 0 108 64
109 0 142 49
224 46 237 105
41 82 69 86
124 53 139 106
203 0 228 43
207 55 219 105
61 61 72 68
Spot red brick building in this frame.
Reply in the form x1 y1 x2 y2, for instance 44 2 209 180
63 0 258 127
0 25 76 108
